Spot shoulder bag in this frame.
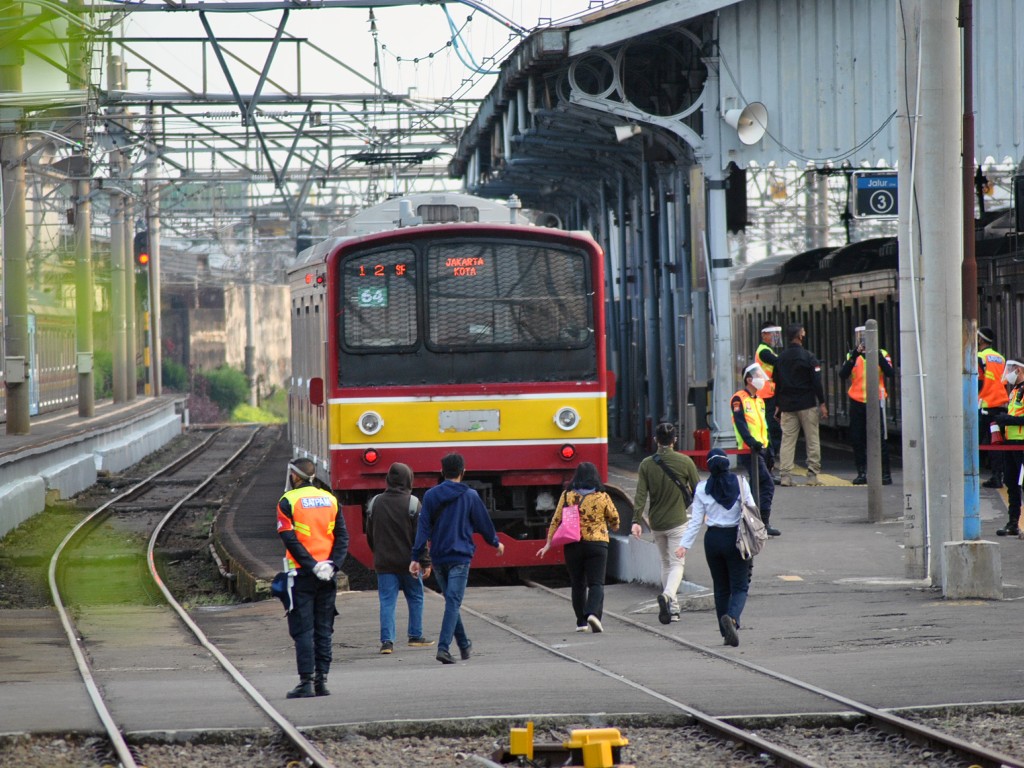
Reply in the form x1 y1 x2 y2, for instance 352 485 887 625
550 492 583 547
652 453 694 508
736 479 768 560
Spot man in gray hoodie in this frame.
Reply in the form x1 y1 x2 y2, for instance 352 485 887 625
367 462 433 655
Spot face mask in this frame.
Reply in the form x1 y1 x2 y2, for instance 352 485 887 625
751 377 767 390
1006 371 1019 386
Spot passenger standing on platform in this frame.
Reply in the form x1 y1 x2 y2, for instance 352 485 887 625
755 325 783 467
276 458 349 698
732 363 778 536
366 462 434 655
410 453 504 665
839 327 896 486
994 359 1024 536
536 462 620 633
630 422 700 625
674 449 754 647
774 323 828 487
979 327 1009 489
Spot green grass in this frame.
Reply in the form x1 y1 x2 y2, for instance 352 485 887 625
231 402 286 423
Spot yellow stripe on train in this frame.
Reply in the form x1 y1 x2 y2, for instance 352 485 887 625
327 394 608 446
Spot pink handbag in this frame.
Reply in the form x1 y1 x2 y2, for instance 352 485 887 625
550 499 582 547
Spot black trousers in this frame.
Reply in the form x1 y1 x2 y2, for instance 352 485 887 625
563 540 609 626
1003 441 1024 518
980 407 1007 476
738 452 774 523
848 400 890 474
763 395 782 458
287 572 339 677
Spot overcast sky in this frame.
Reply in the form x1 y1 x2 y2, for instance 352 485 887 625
25 1 609 104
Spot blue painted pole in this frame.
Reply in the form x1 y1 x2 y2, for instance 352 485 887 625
964 321 980 539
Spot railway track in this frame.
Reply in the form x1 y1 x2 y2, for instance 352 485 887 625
446 579 1024 768
46 425 338 768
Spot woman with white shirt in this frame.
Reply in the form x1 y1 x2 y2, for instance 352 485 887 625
674 448 754 647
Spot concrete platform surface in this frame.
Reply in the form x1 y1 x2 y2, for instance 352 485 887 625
2 422 1024 736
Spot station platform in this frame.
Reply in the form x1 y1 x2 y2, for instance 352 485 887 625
0 397 184 540
3 426 1024 738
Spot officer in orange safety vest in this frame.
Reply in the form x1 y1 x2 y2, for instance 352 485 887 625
839 327 895 485
732 363 778 536
993 359 1024 536
755 325 783 468
276 457 348 699
978 327 1009 489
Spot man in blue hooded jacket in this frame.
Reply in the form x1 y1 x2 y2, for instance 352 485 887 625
410 453 504 664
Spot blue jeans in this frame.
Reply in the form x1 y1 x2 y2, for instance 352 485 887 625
377 571 425 644
433 561 471 654
703 525 752 633
286 572 338 677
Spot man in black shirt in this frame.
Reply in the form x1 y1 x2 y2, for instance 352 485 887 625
773 323 829 486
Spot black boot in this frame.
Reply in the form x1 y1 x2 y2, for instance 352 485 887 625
314 673 330 697
997 510 1020 537
286 675 315 699
763 514 781 537
853 466 867 485
882 473 893 485
983 472 1004 489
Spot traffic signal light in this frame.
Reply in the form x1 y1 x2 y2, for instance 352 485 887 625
133 230 150 268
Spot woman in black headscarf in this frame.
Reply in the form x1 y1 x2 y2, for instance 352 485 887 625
674 448 755 647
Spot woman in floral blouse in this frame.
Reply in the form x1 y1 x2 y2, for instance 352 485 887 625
537 462 620 632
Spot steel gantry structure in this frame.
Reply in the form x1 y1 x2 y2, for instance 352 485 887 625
1 0 552 430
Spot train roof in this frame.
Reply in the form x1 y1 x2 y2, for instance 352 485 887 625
330 192 528 237
813 237 897 277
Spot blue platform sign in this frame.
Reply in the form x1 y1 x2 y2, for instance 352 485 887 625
851 171 898 219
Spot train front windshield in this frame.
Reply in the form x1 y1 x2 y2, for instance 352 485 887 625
338 237 596 386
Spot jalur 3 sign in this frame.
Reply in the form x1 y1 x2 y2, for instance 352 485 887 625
851 171 898 219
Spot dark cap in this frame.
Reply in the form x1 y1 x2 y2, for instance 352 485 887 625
979 326 995 344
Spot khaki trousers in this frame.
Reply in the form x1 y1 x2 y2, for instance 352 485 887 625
779 406 822 478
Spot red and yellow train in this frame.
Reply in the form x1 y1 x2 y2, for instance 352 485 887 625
288 193 624 569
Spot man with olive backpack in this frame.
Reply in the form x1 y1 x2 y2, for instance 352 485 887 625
631 422 699 625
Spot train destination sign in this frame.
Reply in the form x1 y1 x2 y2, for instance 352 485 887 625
851 171 898 219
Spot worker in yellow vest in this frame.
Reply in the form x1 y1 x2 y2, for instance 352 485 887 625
732 363 778 536
979 327 1009 489
755 325 783 471
838 327 895 485
993 359 1024 536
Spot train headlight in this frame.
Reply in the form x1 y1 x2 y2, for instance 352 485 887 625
560 444 576 461
358 411 384 436
554 406 580 431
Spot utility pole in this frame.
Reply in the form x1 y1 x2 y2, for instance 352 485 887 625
107 54 129 403
146 104 162 396
70 0 94 417
1 2 30 435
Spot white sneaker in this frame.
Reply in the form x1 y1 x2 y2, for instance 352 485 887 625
670 614 681 622
587 615 603 633
575 625 589 632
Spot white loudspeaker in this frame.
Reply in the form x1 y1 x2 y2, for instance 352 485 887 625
614 124 642 142
723 102 768 145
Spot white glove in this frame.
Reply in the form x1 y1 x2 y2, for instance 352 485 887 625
313 561 335 581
